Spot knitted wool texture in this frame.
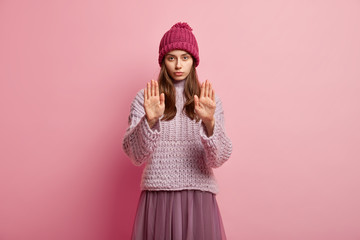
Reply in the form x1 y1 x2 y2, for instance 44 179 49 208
122 79 232 194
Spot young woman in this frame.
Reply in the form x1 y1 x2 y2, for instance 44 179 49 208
122 22 233 240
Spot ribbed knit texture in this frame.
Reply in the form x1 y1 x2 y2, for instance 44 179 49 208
158 22 200 67
122 79 232 194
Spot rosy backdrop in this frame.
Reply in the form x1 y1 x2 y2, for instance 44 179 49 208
1 0 359 239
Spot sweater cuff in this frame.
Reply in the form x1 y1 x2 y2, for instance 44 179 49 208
199 118 220 144
140 115 161 141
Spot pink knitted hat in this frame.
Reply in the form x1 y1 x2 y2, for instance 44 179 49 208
158 22 200 67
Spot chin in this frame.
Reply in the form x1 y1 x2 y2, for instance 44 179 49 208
172 76 187 81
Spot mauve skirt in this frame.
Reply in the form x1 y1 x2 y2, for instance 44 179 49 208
131 190 227 240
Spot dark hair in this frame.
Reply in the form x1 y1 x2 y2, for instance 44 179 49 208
157 58 201 122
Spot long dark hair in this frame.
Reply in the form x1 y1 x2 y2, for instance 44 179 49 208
157 60 201 122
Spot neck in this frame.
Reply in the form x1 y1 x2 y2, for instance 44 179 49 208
172 78 186 89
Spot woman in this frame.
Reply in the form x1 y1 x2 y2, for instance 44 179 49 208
122 22 233 240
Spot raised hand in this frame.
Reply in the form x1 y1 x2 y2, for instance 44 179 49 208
144 79 165 128
194 79 216 126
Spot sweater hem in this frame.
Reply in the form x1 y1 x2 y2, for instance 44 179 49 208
140 186 219 195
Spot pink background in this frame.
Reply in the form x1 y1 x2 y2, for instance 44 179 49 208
1 0 360 239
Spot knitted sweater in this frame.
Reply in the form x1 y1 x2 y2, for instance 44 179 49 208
122 79 232 194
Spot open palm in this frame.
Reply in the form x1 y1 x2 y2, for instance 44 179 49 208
144 79 165 122
194 80 216 123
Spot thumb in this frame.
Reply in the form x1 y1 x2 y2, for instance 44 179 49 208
160 93 165 106
194 95 198 106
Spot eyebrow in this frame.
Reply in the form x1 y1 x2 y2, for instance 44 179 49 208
166 53 190 56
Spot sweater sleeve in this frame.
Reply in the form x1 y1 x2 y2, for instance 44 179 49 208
199 94 233 168
122 90 161 166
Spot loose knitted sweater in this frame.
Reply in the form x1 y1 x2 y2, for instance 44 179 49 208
122 79 232 194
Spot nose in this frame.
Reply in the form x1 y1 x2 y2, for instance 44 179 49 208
175 58 182 69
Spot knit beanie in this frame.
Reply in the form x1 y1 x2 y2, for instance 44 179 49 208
158 22 200 67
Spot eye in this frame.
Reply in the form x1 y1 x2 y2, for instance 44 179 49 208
183 56 189 60
168 56 174 61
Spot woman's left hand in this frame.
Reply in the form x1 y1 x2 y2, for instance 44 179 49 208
194 79 216 125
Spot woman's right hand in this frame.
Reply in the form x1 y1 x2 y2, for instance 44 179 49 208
144 79 165 127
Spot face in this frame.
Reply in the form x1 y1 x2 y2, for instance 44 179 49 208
164 49 194 81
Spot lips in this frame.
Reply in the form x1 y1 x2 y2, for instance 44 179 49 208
174 72 183 76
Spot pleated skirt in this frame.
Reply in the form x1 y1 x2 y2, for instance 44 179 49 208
131 190 227 240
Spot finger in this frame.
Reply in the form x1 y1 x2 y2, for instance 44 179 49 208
155 81 159 97
205 80 209 97
160 93 165 105
151 79 155 96
200 82 205 98
144 87 147 100
204 80 208 97
147 82 151 98
209 82 212 99
210 83 214 100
